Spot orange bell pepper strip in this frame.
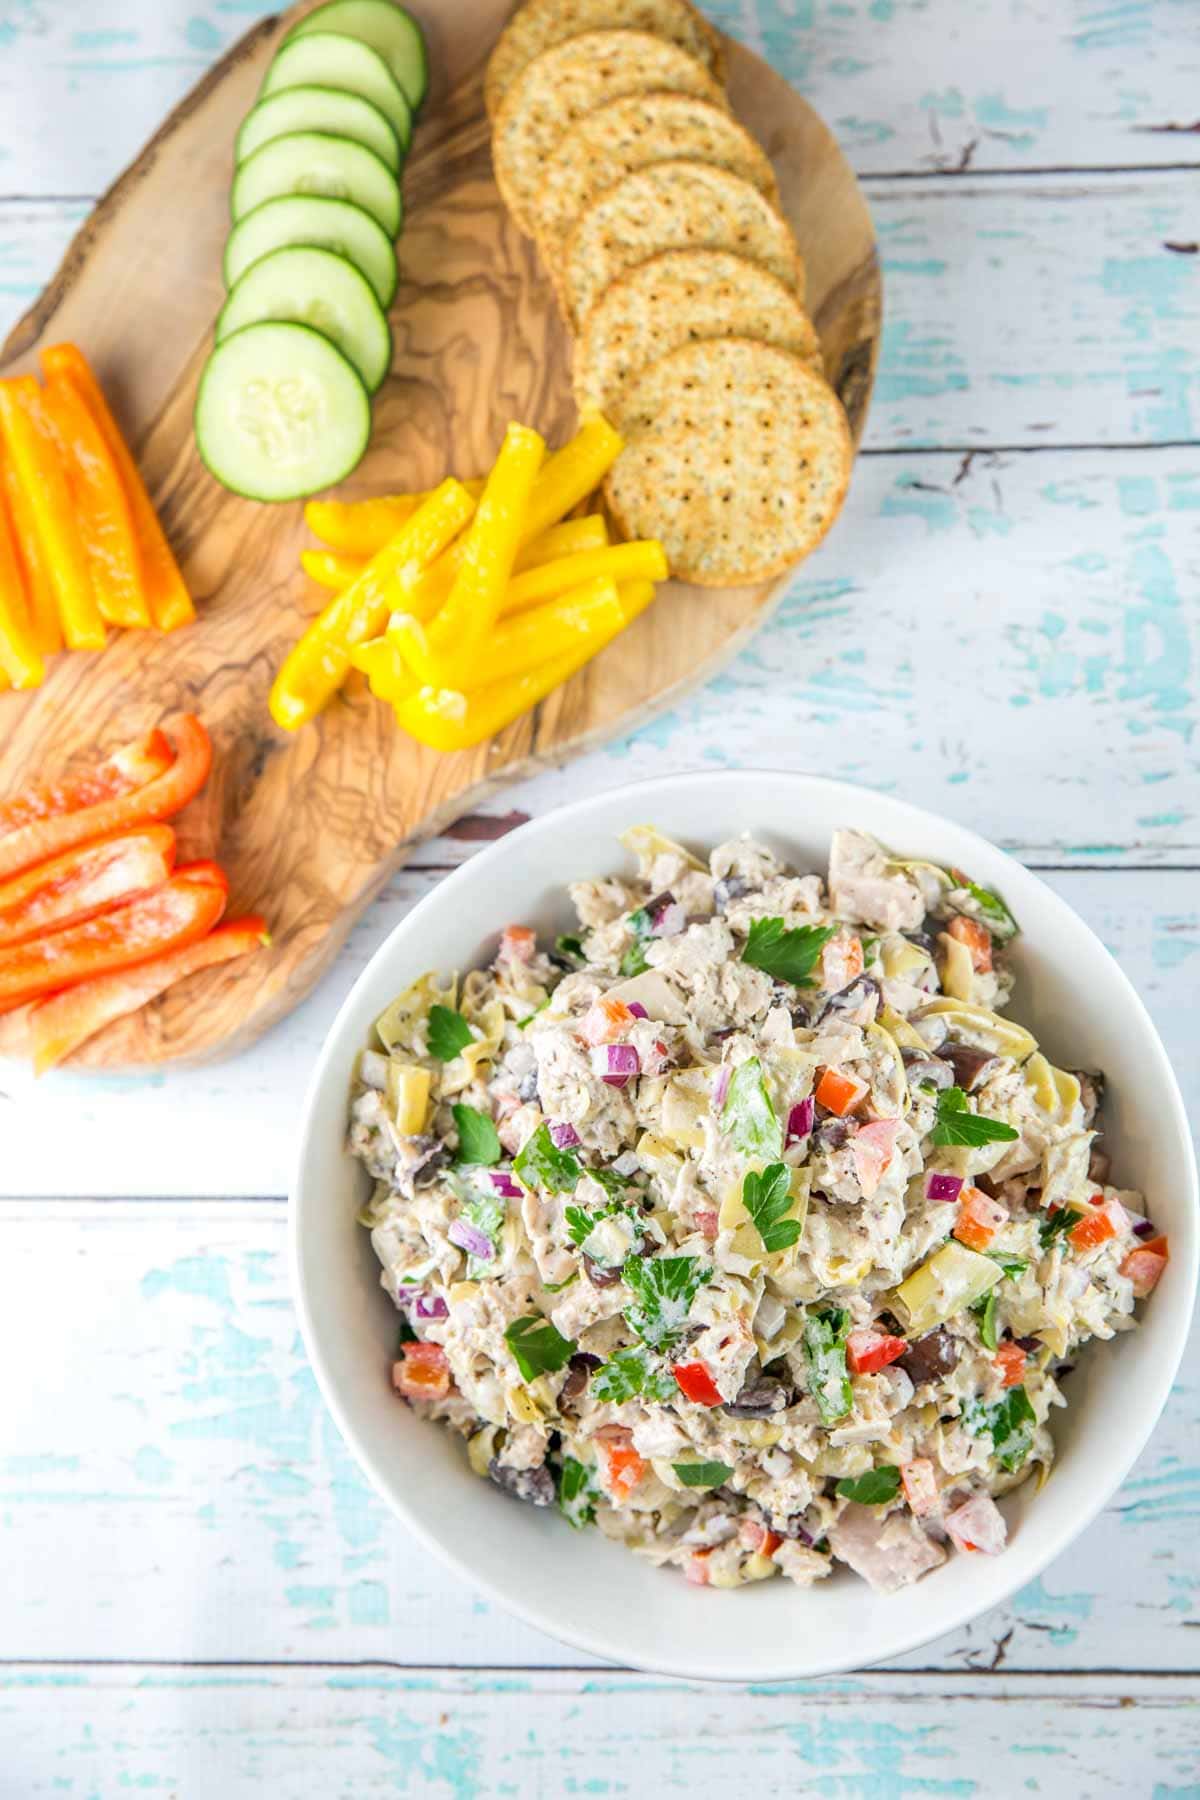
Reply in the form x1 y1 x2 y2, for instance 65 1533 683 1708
0 472 43 689
2 453 61 655
0 727 172 840
391 423 545 686
29 912 268 1074
269 479 476 731
0 825 175 950
0 715 211 883
394 578 655 752
813 1067 869 1117
300 548 368 591
42 374 149 629
39 343 195 633
0 377 104 651
0 866 227 1010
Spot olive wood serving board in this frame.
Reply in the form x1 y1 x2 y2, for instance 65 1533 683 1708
0 0 881 1069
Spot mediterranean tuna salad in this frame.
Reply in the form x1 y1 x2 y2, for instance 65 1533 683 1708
348 826 1169 1594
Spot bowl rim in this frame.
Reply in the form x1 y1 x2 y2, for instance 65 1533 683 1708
290 768 1198 1680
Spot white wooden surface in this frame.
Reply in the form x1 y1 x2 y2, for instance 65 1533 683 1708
3 2 1198 1794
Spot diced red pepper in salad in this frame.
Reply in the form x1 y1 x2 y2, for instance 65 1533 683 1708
498 924 536 963
900 1458 941 1519
673 1360 723 1407
953 1186 1008 1253
392 1341 451 1401
596 1433 647 1503
1119 1238 1169 1298
846 1328 907 1376
1069 1197 1128 1254
685 1549 712 1586
947 914 993 973
581 994 634 1045
994 1341 1027 1388
814 1066 868 1117
738 1516 782 1556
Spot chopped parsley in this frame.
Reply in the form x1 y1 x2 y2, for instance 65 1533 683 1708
426 1003 474 1062
949 869 1019 940
591 1347 677 1404
623 1255 712 1351
971 1288 999 1351
557 1457 597 1529
554 933 586 965
458 1188 506 1278
835 1465 901 1505
721 1056 783 1161
986 1250 1030 1279
672 1461 733 1489
504 1313 576 1382
962 1384 1037 1473
619 907 652 977
803 1307 853 1425
742 1162 803 1255
1038 1206 1079 1249
929 1086 1019 1147
514 1123 580 1193
516 997 551 1030
741 915 836 986
452 1103 501 1167
565 1197 640 1252
543 1272 578 1294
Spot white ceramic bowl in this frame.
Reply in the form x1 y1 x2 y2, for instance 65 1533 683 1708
291 772 1197 1680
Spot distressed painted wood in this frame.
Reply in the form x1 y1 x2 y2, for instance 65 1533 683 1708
0 4 880 1071
2 1 1198 194
3 1667 1200 1796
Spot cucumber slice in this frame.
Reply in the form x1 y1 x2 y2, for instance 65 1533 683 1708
236 86 401 173
286 1 427 112
224 194 398 309
262 32 412 154
217 246 392 393
231 131 402 238
195 321 371 503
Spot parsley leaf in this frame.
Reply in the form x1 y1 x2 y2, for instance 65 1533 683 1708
623 1255 712 1351
803 1307 853 1425
619 907 652 977
565 1197 640 1258
742 1162 803 1255
543 1272 578 1294
963 1385 1037 1473
721 1056 783 1160
1038 1206 1078 1249
929 1086 1019 1147
986 1250 1029 1279
514 1123 581 1194
742 916 836 986
590 1165 635 1197
504 1314 576 1382
949 869 1019 941
453 1103 501 1166
427 1004 473 1062
835 1465 901 1505
672 1461 733 1489
971 1288 999 1351
591 1346 677 1404
558 1456 597 1529
555 933 586 965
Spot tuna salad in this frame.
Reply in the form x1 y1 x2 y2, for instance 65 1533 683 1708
348 826 1169 1594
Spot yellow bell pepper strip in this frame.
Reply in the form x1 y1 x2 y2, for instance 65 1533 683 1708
394 574 656 752
2 454 60 656
349 635 417 705
500 541 668 620
42 375 150 630
0 378 104 652
396 511 610 621
395 575 624 694
390 424 545 688
269 478 476 731
305 479 486 556
300 548 369 591
0 477 43 689
39 344 195 634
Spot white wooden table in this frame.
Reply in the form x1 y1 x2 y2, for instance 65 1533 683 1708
3 3 1199 1793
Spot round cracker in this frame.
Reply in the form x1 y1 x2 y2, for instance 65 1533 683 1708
574 248 823 418
532 92 779 288
491 31 726 236
604 339 851 587
563 159 804 324
484 0 724 120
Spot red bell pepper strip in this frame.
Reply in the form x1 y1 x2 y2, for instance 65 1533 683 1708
0 715 211 883
0 825 175 950
846 1329 907 1375
814 1067 868 1117
673 1360 723 1407
0 727 172 840
30 913 268 1073
0 867 225 1010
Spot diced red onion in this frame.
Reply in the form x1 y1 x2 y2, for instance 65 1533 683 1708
651 901 687 937
548 1120 581 1150
712 1065 731 1111
591 1043 640 1087
489 1171 522 1198
392 1284 421 1303
414 1293 449 1320
926 1172 964 1202
1134 1218 1156 1240
449 1218 494 1260
626 1001 649 1019
786 1098 815 1144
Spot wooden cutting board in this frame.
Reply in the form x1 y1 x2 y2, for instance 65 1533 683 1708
0 0 881 1069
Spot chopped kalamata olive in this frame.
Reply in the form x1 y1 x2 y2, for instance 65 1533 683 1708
813 1116 851 1151
900 1049 956 1091
410 1138 450 1185
903 929 937 953
724 1358 794 1416
898 1329 959 1385
713 876 749 912
560 1352 600 1402
816 974 880 1024
1088 1142 1112 1185
1073 1069 1105 1127
583 1254 623 1288
943 1044 1000 1092
487 1459 555 1507
517 1069 540 1103
973 1172 1002 1199
1014 1335 1041 1352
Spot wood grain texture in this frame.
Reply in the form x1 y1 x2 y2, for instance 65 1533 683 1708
0 0 880 1071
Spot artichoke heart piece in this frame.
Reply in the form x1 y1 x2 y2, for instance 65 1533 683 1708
718 1165 810 1268
895 1239 1003 1335
936 930 976 1002
878 1004 927 1052
881 936 935 983
619 822 706 872
914 997 1037 1064
375 969 457 1054
661 1067 714 1149
386 1062 432 1135
864 1019 909 1115
1025 1052 1082 1122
